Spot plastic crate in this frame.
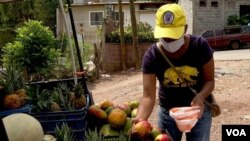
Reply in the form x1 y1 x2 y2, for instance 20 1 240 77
0 104 32 118
30 93 91 141
27 78 82 90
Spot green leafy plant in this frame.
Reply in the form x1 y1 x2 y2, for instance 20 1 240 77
105 22 157 43
55 123 76 141
227 14 250 26
26 86 53 113
2 20 60 81
0 28 16 49
51 82 75 111
84 128 130 141
0 64 25 94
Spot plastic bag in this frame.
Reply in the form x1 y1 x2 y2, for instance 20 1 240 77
169 106 200 132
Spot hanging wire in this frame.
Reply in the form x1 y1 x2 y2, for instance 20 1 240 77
58 0 77 85
56 31 65 78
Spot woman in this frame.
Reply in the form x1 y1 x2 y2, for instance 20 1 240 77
133 3 214 141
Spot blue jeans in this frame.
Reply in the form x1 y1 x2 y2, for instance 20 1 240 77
158 106 212 141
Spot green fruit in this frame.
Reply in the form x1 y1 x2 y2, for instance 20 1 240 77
105 106 114 115
123 118 133 135
129 100 140 110
150 127 162 140
131 108 137 118
99 124 120 137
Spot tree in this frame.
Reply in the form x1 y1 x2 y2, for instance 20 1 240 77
33 0 58 33
0 0 58 33
118 0 126 71
129 0 140 69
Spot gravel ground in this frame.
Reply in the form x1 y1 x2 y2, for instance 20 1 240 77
89 59 250 141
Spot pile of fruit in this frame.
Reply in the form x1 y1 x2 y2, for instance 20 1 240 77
27 82 87 113
87 100 172 141
0 66 28 111
0 64 87 114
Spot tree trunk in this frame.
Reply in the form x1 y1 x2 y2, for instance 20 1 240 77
129 0 140 69
93 43 101 79
118 0 126 71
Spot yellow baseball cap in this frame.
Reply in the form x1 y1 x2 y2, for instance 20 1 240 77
154 4 186 39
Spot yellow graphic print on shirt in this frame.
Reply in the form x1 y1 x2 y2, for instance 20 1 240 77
163 65 199 87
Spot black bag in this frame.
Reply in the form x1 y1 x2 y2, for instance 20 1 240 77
206 94 221 117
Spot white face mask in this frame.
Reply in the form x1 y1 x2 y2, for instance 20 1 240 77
159 37 185 53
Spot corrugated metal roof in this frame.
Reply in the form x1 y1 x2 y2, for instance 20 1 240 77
0 0 23 3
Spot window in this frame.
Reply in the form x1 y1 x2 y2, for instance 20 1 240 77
215 29 223 36
224 28 241 34
90 12 104 26
112 11 124 21
211 1 218 7
199 0 206 7
242 26 250 33
202 30 214 37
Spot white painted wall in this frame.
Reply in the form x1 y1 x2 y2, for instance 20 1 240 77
139 13 156 29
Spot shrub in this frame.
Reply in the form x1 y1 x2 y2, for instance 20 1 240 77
105 22 157 43
227 14 250 26
0 28 16 49
2 20 60 81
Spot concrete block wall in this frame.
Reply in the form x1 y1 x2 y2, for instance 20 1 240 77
179 0 194 35
191 0 250 35
193 0 223 35
102 43 152 72
224 0 250 24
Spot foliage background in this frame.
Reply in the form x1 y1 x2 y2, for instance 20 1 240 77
105 22 157 43
2 20 60 81
227 14 250 26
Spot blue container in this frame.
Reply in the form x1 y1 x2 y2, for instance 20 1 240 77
0 104 32 118
30 93 90 141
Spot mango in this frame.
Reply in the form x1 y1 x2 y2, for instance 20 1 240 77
107 108 127 129
154 133 171 141
88 105 107 120
132 120 152 138
131 108 137 118
150 127 162 140
105 106 114 115
99 100 114 110
129 100 140 110
118 103 132 117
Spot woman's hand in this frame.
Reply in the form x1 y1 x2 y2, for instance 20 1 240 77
74 71 86 77
191 94 204 118
130 118 151 141
130 118 143 141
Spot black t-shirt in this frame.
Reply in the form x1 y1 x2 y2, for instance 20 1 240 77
142 35 214 110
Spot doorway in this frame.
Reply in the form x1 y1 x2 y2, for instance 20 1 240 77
240 5 250 25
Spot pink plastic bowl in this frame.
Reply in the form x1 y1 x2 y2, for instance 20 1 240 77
169 106 201 132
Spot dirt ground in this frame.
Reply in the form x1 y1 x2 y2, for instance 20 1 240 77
88 59 250 141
